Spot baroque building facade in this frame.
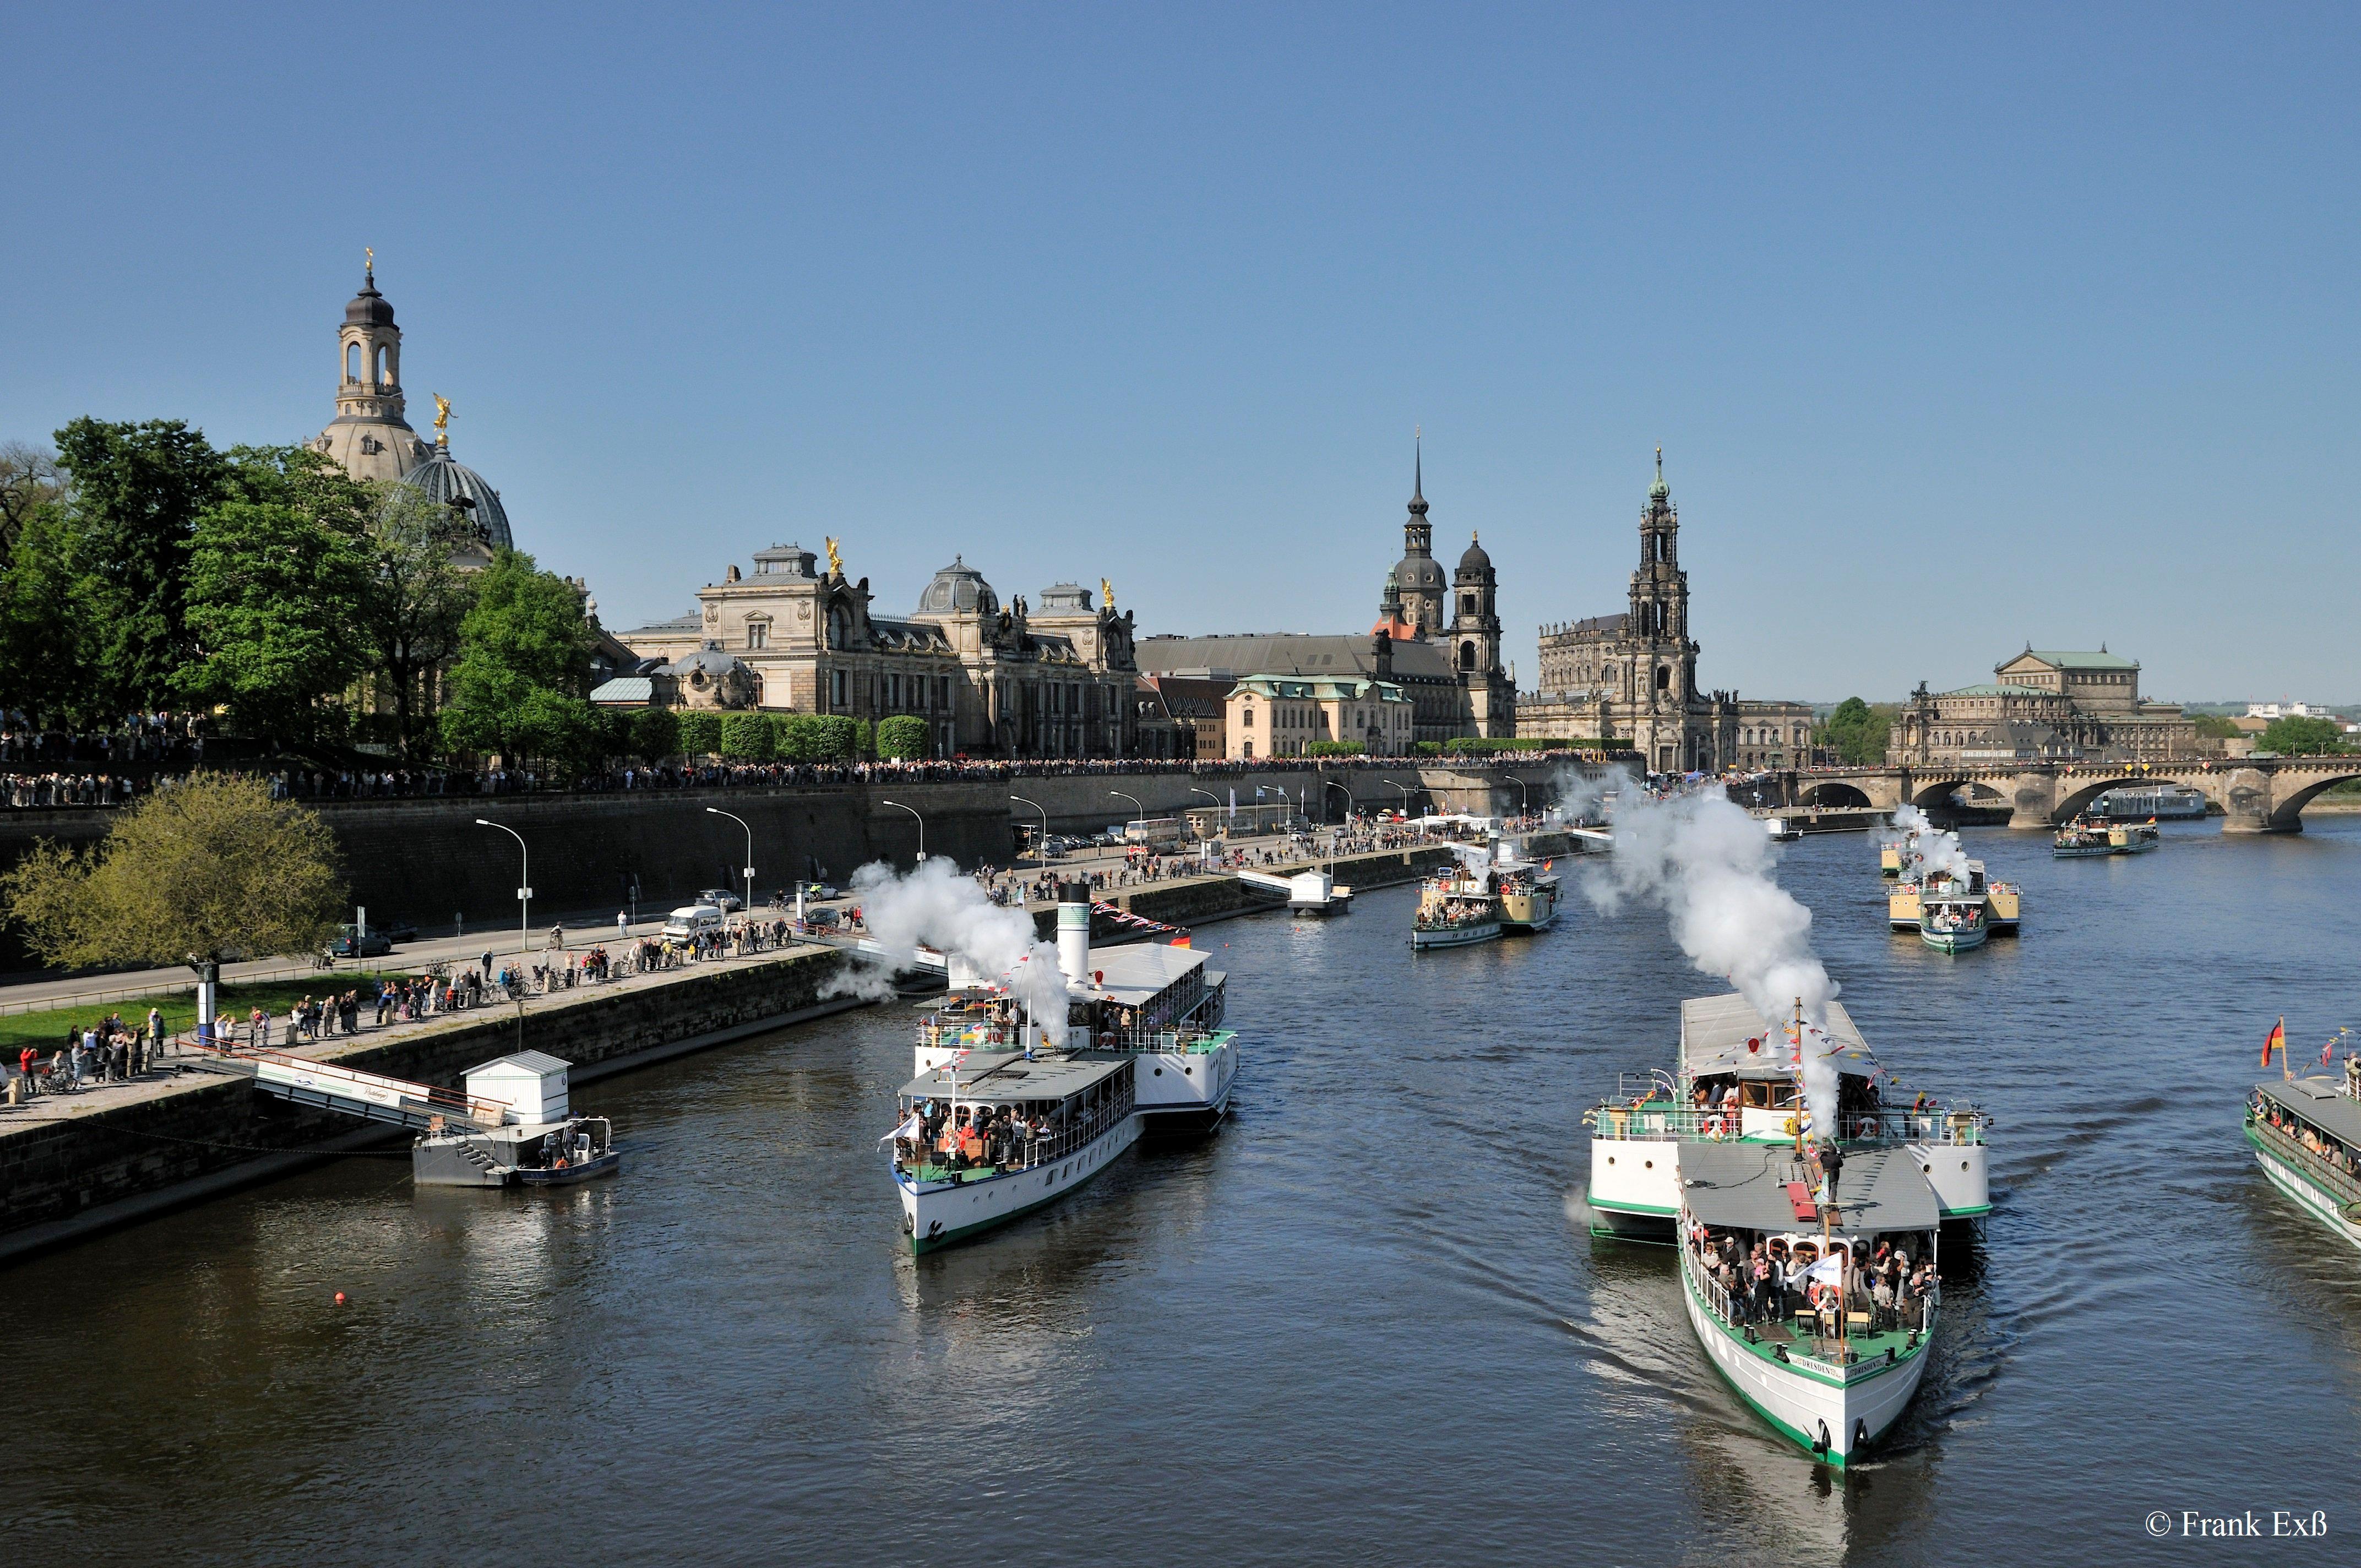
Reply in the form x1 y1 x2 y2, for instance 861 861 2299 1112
1890 647 2197 765
614 543 1143 758
1520 452 1811 774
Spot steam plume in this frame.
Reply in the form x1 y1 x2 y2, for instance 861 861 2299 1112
822 857 1074 1028
1889 802 1971 885
1570 766 1843 1137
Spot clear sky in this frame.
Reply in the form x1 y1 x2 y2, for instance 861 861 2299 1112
4 3 2355 704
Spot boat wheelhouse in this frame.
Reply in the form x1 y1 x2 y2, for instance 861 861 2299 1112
1888 859 2020 935
1586 994 1990 1239
1493 842 1562 933
1411 862 1502 949
889 1050 1139 1253
2246 1060 2361 1253
1678 1141 1941 1464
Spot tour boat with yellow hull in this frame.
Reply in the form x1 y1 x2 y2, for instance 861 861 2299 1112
889 1051 1140 1253
2246 1058 2361 1254
1677 1142 1940 1466
1888 860 2019 935
1918 891 1988 954
1585 994 1992 1240
1497 865 1562 933
1411 862 1502 949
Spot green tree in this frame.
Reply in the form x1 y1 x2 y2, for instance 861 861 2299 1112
876 714 929 760
0 773 345 966
176 497 373 744
630 705 680 761
359 485 480 761
0 441 64 565
775 713 823 761
439 548 598 765
2259 715 2346 755
2192 714 2243 741
53 417 228 712
1816 697 1895 765
0 495 97 725
720 711 775 761
676 710 722 757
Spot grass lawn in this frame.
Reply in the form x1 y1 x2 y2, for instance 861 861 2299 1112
0 971 405 1055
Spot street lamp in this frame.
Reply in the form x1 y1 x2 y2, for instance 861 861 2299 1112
1011 794 1048 878
880 798 926 863
1187 785 1222 858
1108 789 1144 838
475 818 531 961
705 806 755 917
1505 774 1530 814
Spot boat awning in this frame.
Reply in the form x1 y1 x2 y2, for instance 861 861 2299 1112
1679 993 1878 1082
2258 1076 2361 1147
1083 943 1212 1008
1675 1144 1939 1235
897 1052 1128 1104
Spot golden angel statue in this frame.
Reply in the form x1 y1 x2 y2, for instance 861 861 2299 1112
433 394 451 437
824 536 844 578
1100 578 1116 611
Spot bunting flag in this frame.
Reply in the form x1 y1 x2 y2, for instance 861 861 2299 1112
1089 900 1193 940
2261 1017 2284 1069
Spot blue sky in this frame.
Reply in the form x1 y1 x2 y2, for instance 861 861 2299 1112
4 3 2355 703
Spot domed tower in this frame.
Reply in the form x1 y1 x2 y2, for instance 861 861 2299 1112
1451 531 1501 674
315 255 429 484
1628 447 1696 701
1391 440 1447 635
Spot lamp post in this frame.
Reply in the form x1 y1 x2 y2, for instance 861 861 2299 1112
1011 794 1048 878
1108 789 1144 837
880 798 926 863
705 806 755 918
475 819 530 959
1187 785 1222 862
1505 774 1530 815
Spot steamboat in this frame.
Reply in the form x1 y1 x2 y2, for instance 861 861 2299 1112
2246 1046 2361 1253
1411 858 1502 949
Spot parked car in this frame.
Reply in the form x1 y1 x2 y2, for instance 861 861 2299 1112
662 905 726 940
381 918 420 943
331 924 393 959
697 888 744 912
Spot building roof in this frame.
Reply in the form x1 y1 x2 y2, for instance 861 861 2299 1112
667 640 747 678
1138 633 1456 684
589 677 654 705
1680 993 1876 1082
394 443 513 551
1084 943 1216 1008
1940 683 2054 698
1036 582 1095 612
466 1050 571 1076
1549 613 1630 638
1676 1143 1939 1235
869 616 955 653
1457 532 1492 573
619 612 701 638
345 269 396 329
1144 675 1233 717
914 557 997 618
2007 649 2140 671
751 543 818 579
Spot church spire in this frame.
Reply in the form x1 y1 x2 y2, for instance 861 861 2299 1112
1410 429 1427 516
1650 444 1669 503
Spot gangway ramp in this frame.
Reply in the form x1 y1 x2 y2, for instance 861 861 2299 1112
202 1048 509 1133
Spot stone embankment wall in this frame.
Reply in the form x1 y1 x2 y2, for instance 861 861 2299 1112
0 946 852 1262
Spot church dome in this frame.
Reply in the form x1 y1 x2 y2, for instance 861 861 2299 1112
346 274 396 330
1395 554 1445 590
915 556 998 617
394 444 513 551
1457 532 1492 573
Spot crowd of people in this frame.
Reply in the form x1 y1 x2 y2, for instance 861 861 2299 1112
1688 1218 1936 1339
6 1008 169 1101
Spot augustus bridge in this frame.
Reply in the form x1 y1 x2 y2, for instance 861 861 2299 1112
1784 756 2361 834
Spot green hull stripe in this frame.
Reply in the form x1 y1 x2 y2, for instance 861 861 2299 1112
1590 1197 1680 1216
909 1147 1123 1253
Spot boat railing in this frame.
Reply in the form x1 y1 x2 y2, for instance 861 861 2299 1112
2249 1110 2361 1208
1094 1025 1230 1056
894 1083 1139 1180
1587 1104 1988 1146
1683 1238 1935 1371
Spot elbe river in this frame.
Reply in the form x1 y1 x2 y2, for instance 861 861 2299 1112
5 818 2358 1566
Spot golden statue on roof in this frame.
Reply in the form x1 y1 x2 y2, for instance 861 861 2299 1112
1100 578 1116 611
824 536 844 578
433 394 451 439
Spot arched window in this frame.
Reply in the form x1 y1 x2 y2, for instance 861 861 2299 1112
1656 665 1671 692
346 342 360 381
374 344 389 384
1460 593 1476 617
1460 642 1476 672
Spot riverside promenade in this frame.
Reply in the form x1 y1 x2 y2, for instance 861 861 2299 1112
0 834 1510 1263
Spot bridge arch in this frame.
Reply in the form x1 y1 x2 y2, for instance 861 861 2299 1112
2257 767 2361 831
1798 781 1874 809
1908 777 1977 809
2049 774 2169 824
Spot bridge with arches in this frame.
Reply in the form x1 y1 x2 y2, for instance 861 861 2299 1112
1784 756 2361 834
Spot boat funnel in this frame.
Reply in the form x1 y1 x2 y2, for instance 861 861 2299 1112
1056 880 1092 987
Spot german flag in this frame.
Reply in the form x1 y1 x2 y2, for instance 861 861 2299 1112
2261 1017 2285 1069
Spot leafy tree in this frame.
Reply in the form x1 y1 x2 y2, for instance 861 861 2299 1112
0 773 345 966
0 494 97 726
53 417 228 712
775 713 823 761
1304 739 1365 756
439 548 597 765
676 710 722 758
720 711 775 761
359 485 480 761
2259 715 2346 755
876 715 929 760
0 442 64 564
1816 697 1895 765
2191 714 2244 741
176 496 373 744
630 706 680 761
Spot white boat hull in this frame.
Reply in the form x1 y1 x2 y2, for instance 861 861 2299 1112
1681 1261 1929 1465
1133 1036 1238 1130
2251 1133 2361 1254
897 1112 1141 1253
1412 919 1501 949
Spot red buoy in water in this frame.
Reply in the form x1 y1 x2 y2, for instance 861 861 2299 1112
334 1292 346 1305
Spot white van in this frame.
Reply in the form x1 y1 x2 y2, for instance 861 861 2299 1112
662 904 724 939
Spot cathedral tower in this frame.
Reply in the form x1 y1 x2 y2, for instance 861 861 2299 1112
1626 447 1696 706
1391 440 1447 635
315 254 428 484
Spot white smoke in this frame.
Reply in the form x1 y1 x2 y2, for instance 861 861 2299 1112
823 857 1073 1031
1577 767 1843 1139
1889 803 1971 886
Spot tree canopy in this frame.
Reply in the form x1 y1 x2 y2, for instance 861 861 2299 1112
1816 698 1895 765
0 772 346 966
439 548 603 770
2259 715 2347 755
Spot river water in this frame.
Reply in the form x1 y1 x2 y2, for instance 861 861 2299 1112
5 816 2359 1566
